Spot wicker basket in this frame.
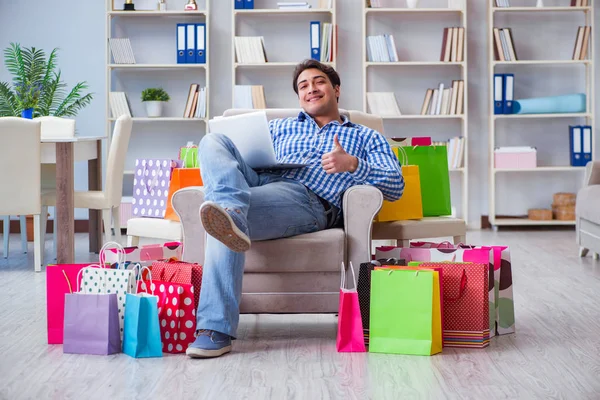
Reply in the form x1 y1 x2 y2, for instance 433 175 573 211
553 192 576 207
552 204 576 221
528 208 553 220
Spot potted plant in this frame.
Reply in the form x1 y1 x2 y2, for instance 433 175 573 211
0 43 94 118
141 88 170 117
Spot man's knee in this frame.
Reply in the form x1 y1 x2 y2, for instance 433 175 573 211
199 132 230 154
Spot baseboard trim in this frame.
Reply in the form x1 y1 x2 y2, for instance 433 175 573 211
0 219 90 234
481 215 575 231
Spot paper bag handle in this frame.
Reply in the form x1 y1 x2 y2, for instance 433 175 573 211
340 262 357 290
138 266 155 295
99 241 126 269
444 269 468 301
75 264 103 293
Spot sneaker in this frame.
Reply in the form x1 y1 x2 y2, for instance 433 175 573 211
200 201 251 252
186 329 232 358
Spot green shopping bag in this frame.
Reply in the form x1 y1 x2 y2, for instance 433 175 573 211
395 146 451 217
369 269 442 356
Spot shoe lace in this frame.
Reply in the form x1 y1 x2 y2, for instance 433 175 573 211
195 329 212 338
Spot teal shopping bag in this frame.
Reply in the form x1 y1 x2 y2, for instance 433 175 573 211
123 292 163 358
400 146 451 217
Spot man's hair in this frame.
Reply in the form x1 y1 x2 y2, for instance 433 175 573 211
292 59 341 95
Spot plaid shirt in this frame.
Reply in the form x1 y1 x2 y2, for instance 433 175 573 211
269 111 404 209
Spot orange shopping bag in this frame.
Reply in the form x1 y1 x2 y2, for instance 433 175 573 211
164 168 203 221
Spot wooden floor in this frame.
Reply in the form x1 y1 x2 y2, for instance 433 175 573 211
1 229 600 399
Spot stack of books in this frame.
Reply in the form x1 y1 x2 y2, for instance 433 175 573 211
366 92 401 116
234 85 267 109
494 0 511 6
493 28 518 61
572 26 592 60
317 22 334 63
366 35 399 62
365 0 383 7
433 137 465 169
440 27 465 63
183 84 207 119
234 37 268 63
109 38 136 64
109 92 132 118
420 81 465 116
571 0 590 6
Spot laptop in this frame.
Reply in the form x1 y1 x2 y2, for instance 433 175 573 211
207 111 308 170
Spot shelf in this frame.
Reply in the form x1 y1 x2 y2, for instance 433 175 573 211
494 166 586 173
366 61 465 67
492 6 591 13
381 115 465 120
109 117 207 122
366 8 464 14
108 10 207 16
234 9 333 15
492 218 576 226
493 60 591 66
494 113 591 119
109 64 207 70
234 62 334 68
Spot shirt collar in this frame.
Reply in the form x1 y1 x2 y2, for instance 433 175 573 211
297 110 355 128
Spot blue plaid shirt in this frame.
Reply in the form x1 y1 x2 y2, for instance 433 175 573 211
268 111 404 209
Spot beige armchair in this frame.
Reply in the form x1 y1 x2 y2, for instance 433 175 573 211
577 161 600 259
172 109 384 313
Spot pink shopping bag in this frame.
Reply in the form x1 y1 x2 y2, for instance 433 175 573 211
336 262 366 353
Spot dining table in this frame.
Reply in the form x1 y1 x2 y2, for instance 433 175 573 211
41 135 106 264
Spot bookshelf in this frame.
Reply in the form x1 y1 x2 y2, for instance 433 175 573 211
106 0 210 228
231 0 337 109
487 1 594 229
362 0 469 222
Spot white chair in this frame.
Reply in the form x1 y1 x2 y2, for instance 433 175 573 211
2 215 28 258
0 117 44 271
42 115 133 248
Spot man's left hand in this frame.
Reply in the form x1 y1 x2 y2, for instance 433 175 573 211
321 134 358 174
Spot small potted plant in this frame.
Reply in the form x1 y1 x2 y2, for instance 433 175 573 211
141 88 170 117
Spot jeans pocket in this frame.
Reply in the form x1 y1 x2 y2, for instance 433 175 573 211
283 222 319 238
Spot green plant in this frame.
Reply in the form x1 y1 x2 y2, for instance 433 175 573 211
0 43 94 117
141 88 170 102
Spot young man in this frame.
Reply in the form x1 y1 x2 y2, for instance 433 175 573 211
186 59 404 358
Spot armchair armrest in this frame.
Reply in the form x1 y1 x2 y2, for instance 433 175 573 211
172 186 206 264
585 161 600 186
342 185 383 272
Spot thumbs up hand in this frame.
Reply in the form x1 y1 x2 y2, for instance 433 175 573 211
321 134 359 174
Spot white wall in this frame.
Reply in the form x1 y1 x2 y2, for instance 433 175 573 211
0 0 598 227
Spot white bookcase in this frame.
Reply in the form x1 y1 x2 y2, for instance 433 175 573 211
362 0 469 222
487 1 594 228
232 0 337 109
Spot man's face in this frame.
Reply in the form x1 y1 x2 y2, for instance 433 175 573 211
296 68 340 116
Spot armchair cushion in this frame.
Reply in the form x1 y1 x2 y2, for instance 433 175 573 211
576 185 600 223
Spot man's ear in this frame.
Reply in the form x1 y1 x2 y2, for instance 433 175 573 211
334 85 340 103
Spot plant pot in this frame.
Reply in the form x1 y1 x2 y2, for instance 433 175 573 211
406 0 419 8
21 108 34 119
145 101 164 118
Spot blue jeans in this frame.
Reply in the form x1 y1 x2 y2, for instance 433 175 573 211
196 133 330 338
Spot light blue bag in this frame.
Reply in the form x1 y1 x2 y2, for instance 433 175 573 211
123 268 163 358
513 93 586 114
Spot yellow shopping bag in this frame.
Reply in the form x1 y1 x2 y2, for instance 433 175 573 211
376 161 423 222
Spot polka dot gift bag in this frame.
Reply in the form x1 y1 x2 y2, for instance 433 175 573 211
132 158 182 219
81 242 137 340
138 273 196 354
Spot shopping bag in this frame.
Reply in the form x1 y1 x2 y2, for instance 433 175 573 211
357 258 405 345
376 246 496 339
178 143 198 168
394 145 451 217
151 260 203 310
132 158 181 218
369 268 442 356
123 267 163 358
63 266 121 355
46 263 97 344
420 262 490 348
102 241 183 267
336 262 366 353
164 168 203 221
375 164 423 221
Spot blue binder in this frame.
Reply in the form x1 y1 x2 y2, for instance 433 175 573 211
245 0 254 9
195 23 206 64
177 24 186 64
234 0 244 9
310 21 321 61
503 73 514 114
186 24 196 63
569 125 585 166
493 74 504 114
582 125 592 165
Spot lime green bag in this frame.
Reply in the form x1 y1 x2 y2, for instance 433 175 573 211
395 146 451 217
369 269 442 356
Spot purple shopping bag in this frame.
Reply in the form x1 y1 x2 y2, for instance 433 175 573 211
132 158 181 218
63 292 122 355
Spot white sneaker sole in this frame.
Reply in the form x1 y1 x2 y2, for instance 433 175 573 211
200 202 251 253
186 344 232 359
